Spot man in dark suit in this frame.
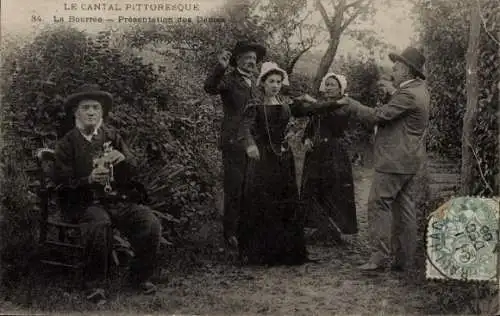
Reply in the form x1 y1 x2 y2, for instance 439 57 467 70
338 47 430 272
54 84 161 298
204 41 266 249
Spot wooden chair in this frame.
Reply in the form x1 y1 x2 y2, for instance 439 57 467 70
32 148 113 287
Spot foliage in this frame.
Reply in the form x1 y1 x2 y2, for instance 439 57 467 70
337 55 381 147
413 0 499 196
411 0 499 314
120 1 269 73
0 25 220 284
255 0 324 73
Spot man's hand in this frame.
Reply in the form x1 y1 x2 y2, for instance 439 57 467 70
377 80 396 96
218 50 231 69
105 149 126 165
89 167 110 185
304 138 314 152
295 94 318 104
246 145 260 160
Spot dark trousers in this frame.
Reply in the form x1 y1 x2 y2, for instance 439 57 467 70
76 203 161 287
366 171 419 269
221 142 247 241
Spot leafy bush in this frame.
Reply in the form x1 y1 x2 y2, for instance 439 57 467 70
0 25 221 286
337 55 380 150
414 0 499 195
411 0 499 313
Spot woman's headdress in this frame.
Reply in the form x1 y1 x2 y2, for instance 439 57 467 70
319 73 347 95
256 62 290 87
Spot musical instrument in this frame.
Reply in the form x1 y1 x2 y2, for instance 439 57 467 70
92 141 115 194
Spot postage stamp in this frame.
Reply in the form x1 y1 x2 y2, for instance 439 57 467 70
426 196 500 281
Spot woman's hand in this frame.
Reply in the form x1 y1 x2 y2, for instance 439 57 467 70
304 138 314 152
246 145 260 160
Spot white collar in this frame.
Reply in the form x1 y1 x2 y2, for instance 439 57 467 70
76 118 102 142
237 67 253 78
399 79 417 88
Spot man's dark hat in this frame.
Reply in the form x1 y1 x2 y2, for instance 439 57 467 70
64 84 113 117
389 47 426 80
229 40 266 67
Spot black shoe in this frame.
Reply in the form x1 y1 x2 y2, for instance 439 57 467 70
359 262 386 271
85 287 106 304
139 280 157 295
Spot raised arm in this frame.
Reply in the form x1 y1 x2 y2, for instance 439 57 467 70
204 50 231 95
203 64 229 95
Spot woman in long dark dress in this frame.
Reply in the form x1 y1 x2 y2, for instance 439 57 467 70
238 62 342 265
301 73 358 243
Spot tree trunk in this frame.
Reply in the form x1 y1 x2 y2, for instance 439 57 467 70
460 4 481 195
312 33 341 92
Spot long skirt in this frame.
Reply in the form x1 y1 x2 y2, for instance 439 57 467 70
301 139 358 237
238 147 308 266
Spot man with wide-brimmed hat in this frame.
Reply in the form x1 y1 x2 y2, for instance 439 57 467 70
54 84 161 298
337 47 430 273
204 40 266 249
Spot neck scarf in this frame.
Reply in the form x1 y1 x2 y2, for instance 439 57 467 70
237 67 253 87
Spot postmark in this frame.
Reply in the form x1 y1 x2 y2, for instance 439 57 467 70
426 196 500 281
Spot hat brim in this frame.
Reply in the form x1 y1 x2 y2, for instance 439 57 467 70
389 53 426 80
230 43 266 67
64 91 113 116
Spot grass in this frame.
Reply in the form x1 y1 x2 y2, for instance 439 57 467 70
1 145 496 314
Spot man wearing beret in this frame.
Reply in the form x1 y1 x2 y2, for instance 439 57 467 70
337 47 430 273
204 40 266 249
54 84 161 298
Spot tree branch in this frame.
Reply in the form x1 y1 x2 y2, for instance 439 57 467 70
341 10 363 32
316 0 334 32
344 0 365 11
286 45 313 74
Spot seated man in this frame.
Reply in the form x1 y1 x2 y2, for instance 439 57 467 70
54 84 161 297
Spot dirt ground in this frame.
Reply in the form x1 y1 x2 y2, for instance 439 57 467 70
137 166 438 315
1 165 448 315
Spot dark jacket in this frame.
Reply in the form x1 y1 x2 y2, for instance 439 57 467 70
204 65 255 145
54 125 143 213
345 79 430 174
302 96 351 143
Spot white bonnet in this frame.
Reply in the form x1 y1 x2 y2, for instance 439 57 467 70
256 62 290 86
319 72 347 95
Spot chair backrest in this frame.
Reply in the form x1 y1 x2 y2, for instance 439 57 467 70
35 148 57 189
34 148 57 242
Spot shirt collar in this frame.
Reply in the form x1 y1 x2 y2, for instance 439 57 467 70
237 67 253 78
237 68 253 87
76 118 103 142
399 79 417 89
